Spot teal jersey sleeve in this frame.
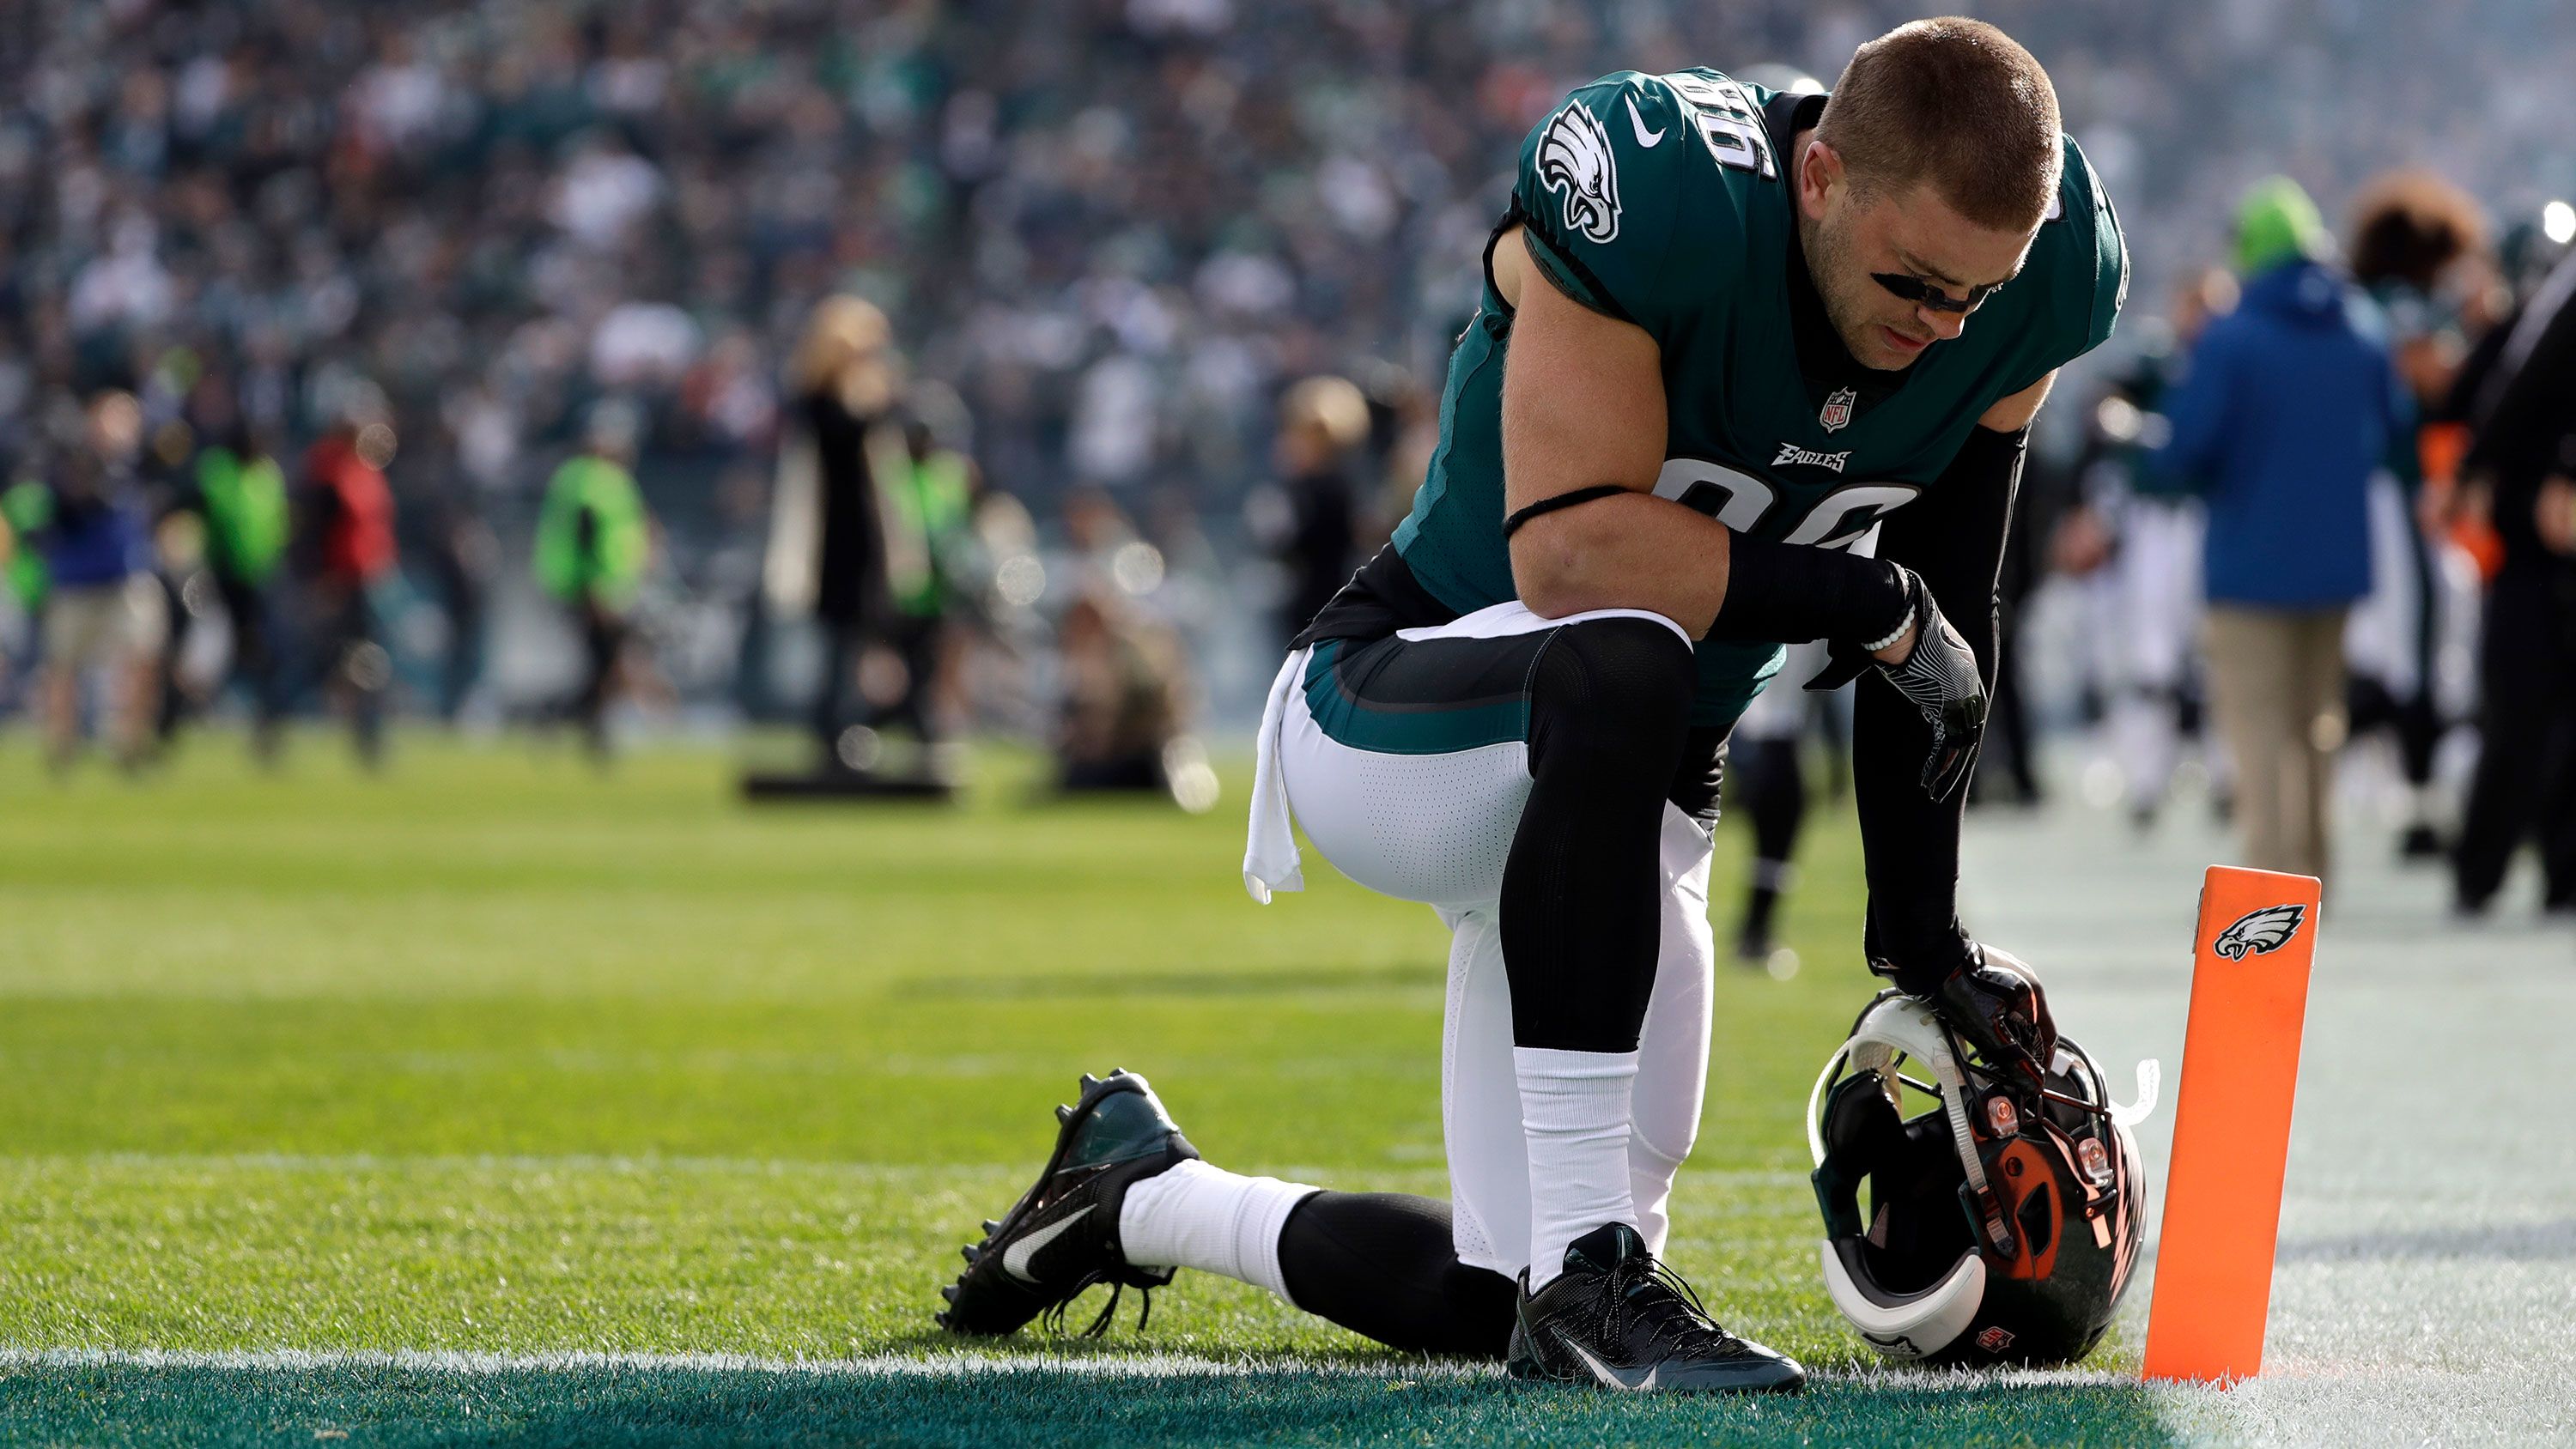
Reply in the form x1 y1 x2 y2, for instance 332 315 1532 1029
1511 71 1769 340
2000 136 2129 393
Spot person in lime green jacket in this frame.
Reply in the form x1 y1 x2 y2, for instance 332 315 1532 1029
195 428 291 754
536 401 653 755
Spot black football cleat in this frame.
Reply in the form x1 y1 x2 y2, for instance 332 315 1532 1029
936 1069 1199 1337
1506 1223 1807 1393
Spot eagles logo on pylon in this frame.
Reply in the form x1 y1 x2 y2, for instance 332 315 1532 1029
2213 904 2306 961
1538 100 1621 244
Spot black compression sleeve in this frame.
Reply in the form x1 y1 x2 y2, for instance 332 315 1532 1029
1704 530 1911 646
1851 425 2026 994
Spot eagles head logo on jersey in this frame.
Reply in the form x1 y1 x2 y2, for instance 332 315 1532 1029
2213 903 2306 961
1538 99 1621 244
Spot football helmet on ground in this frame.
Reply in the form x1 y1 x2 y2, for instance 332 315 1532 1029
1807 992 2154 1366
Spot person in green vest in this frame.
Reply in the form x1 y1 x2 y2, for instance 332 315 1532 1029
194 427 291 757
870 414 973 764
535 400 652 758
1 469 52 709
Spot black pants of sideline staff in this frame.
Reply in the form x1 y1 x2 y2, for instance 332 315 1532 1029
2453 561 2576 911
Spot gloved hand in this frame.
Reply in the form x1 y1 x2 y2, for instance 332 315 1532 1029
1805 562 1987 800
1923 943 2056 1080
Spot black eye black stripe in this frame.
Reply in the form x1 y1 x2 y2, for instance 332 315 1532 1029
1870 272 1996 314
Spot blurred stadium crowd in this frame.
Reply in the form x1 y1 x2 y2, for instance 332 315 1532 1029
0 1 2570 898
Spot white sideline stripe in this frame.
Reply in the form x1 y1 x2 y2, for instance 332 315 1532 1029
0 1154 983 1179
0 1349 1480 1379
0 1347 2142 1391
0 1154 1809 1189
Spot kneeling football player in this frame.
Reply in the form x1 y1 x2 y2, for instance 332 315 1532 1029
941 17 2114 1391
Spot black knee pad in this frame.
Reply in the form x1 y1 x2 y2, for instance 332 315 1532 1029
1276 1191 1516 1359
1524 616 1697 784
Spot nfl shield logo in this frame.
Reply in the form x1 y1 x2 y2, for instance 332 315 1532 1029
1820 386 1856 433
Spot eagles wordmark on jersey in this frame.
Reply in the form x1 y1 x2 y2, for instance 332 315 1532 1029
1389 69 2128 727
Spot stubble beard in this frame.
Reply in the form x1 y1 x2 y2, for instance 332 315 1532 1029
1800 212 1911 373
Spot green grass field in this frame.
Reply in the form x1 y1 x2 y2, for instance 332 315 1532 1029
0 737 2172 1446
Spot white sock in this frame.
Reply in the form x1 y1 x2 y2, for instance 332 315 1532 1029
1117 1159 1316 1301
1516 1045 1641 1288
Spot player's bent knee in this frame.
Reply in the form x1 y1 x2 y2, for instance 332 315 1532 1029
1526 618 1697 778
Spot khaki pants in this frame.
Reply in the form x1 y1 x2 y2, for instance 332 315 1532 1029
2203 606 2349 885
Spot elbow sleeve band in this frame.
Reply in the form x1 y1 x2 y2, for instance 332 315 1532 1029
1704 530 1909 646
1502 485 1631 539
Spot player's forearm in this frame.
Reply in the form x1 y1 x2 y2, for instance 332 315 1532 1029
1510 494 1914 655
1851 426 2024 986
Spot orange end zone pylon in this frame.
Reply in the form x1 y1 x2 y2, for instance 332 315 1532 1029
2141 865 2322 1385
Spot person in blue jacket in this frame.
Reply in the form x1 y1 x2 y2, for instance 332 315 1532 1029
2152 177 2411 886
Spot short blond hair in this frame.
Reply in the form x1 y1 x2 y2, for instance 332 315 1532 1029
791 295 890 396
1817 18 2063 233
1280 375 1370 453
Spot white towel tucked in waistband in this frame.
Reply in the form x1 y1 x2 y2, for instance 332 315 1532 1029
1242 648 1308 903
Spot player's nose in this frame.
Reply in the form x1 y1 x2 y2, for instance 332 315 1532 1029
1919 305 1968 341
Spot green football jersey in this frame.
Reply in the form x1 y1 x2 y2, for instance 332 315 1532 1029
1391 70 2127 726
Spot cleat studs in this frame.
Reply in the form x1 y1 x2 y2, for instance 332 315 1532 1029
961 1244 981 1264
1079 1073 1101 1090
981 1220 999 1235
940 1283 958 1303
1056 1105 1073 1124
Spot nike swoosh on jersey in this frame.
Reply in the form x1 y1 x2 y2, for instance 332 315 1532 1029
1002 1203 1094 1283
1625 95 1665 148
1567 1339 1661 1390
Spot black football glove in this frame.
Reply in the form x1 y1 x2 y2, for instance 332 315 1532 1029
1805 563 1987 800
1921 943 2057 1082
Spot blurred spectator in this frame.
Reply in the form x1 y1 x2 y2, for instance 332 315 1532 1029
2060 270 2236 829
2343 170 2488 860
535 399 652 759
877 414 974 759
15 391 166 771
1252 375 1370 645
2444 243 2576 913
0 469 50 696
295 392 400 767
1723 640 1829 977
2151 179 2410 888
1055 588 1211 811
191 415 289 756
766 295 903 770
423 495 498 724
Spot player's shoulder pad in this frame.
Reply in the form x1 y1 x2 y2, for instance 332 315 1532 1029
1515 70 1768 328
2046 132 2128 358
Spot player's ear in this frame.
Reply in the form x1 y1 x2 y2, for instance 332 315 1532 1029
1796 139 1842 221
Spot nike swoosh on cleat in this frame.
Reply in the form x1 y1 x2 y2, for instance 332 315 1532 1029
1625 95 1665 148
1566 1339 1659 1391
1001 1204 1094 1284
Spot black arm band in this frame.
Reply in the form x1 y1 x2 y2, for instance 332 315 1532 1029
1502 485 1631 540
1703 529 1909 646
